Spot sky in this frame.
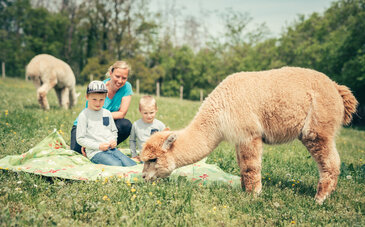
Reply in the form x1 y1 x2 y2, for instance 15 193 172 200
150 0 336 39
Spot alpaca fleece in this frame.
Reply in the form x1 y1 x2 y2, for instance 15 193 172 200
141 67 358 204
26 54 78 110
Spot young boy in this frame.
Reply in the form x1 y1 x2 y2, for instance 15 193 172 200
76 80 136 166
129 95 166 160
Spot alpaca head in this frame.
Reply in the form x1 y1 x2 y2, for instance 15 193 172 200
140 131 177 181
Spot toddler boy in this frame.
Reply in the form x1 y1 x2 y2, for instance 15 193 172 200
129 95 166 160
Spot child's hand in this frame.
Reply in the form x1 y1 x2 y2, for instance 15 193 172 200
109 140 117 149
131 156 141 162
99 143 110 151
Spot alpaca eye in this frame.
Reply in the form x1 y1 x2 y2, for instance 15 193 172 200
149 158 157 163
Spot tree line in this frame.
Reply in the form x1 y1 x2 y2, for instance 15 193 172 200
1 0 364 123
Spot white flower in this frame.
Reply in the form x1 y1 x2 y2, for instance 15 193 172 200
346 175 352 180
17 181 22 184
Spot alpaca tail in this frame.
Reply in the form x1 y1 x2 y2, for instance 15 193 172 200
335 83 358 125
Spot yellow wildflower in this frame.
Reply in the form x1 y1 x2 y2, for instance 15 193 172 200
131 194 137 201
291 221 296 224
149 192 153 196
133 177 138 182
156 200 162 205
131 188 136 193
102 195 109 201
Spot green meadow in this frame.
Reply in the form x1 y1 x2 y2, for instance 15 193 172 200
0 77 364 226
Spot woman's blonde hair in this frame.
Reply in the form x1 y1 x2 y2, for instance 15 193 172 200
106 61 131 76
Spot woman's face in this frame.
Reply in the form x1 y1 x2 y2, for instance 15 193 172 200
110 68 129 89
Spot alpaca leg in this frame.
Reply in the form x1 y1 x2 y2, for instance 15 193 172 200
68 86 77 108
55 88 62 107
37 80 56 110
301 134 340 204
236 137 263 194
60 87 70 109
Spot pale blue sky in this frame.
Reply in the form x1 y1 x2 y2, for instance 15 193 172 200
150 0 335 38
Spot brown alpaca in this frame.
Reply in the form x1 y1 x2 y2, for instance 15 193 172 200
140 67 358 204
26 54 78 110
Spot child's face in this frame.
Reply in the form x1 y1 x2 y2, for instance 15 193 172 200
140 105 157 124
87 93 106 111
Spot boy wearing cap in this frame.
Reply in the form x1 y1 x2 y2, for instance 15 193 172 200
76 81 136 166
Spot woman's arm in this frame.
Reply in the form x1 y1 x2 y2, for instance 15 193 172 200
112 95 131 119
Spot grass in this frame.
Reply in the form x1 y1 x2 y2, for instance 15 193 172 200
0 77 364 226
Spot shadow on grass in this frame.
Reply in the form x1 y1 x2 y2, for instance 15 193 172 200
262 175 317 197
23 104 62 110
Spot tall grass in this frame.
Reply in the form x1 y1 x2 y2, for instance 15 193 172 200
0 77 364 226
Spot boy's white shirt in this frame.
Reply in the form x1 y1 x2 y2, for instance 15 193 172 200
76 108 118 159
129 119 165 157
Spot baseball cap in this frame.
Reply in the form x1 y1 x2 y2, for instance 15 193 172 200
87 80 108 94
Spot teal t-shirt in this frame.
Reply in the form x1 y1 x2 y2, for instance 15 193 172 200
73 79 133 125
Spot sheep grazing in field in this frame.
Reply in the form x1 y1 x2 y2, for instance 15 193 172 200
140 67 358 204
26 54 78 110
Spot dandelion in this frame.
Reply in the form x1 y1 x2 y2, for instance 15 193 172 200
102 195 110 201
21 139 25 143
149 192 153 196
13 131 16 135
223 205 227 208
213 206 217 211
152 182 156 186
6 123 9 126
101 168 105 172
133 177 138 182
131 194 137 201
5 110 8 116
291 220 296 224
103 177 109 184
131 188 136 193
156 200 162 205
292 184 295 187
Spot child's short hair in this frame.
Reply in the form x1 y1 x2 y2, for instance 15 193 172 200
139 95 157 110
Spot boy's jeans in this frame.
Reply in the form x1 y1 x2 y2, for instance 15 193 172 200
91 148 137 167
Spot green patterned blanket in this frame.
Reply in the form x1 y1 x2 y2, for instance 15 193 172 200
0 130 240 186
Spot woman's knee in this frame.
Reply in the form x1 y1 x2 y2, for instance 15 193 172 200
114 118 132 132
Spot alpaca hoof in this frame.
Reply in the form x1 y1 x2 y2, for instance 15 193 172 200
315 195 326 205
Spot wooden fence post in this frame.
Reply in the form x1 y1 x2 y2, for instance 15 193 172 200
136 79 140 94
200 89 203 102
2 62 5 79
89 74 93 82
180 86 183 100
156 82 160 97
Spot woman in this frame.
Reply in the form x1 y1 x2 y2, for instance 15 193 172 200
70 61 133 154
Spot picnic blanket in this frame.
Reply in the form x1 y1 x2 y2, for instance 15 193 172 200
0 130 240 186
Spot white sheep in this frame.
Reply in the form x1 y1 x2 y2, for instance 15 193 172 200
26 54 78 110
140 67 358 204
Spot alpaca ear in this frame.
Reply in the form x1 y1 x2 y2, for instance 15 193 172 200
162 133 177 151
